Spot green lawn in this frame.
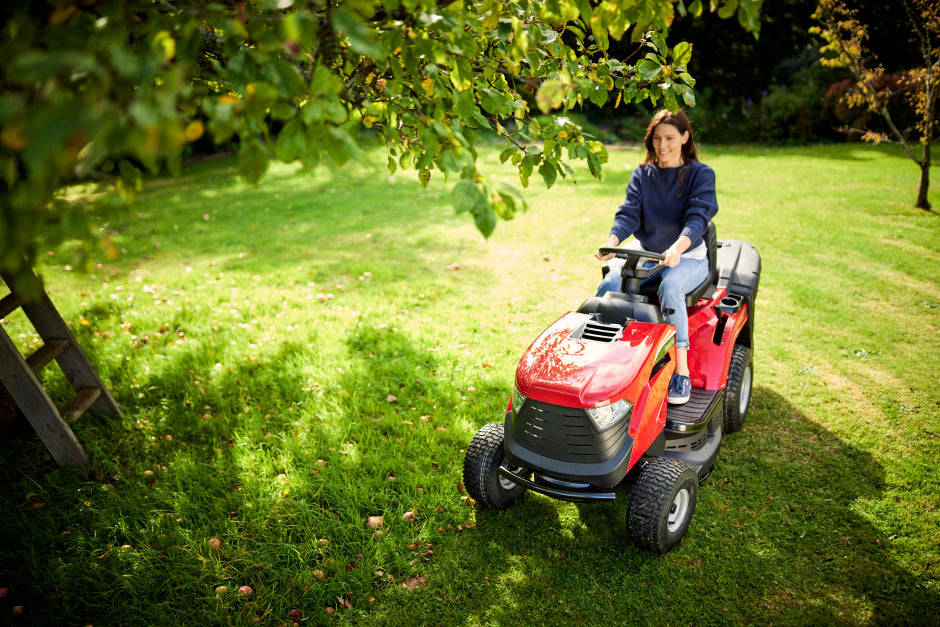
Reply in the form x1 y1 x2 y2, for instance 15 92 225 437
1 142 938 626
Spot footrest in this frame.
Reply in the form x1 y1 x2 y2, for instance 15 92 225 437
666 388 722 432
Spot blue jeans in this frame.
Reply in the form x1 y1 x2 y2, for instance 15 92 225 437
596 257 709 350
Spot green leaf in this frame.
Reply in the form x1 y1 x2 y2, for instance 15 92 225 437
453 178 486 214
539 160 557 188
10 51 98 83
493 193 517 220
237 137 269 186
300 138 321 170
21 101 81 174
479 88 513 116
282 11 320 50
206 98 238 144
519 155 535 187
330 8 386 60
275 118 307 162
542 0 580 24
650 32 669 56
263 58 307 98
586 150 602 180
310 65 343 96
586 140 608 165
441 148 464 173
116 160 143 202
574 0 593 24
323 126 361 166
243 82 279 121
717 0 739 19
450 58 474 91
588 82 609 107
663 86 679 112
672 42 693 66
473 201 497 238
637 59 662 82
535 79 565 114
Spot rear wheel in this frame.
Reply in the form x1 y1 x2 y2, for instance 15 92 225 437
723 344 753 433
463 423 527 510
627 458 698 554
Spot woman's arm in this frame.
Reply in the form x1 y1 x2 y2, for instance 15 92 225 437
595 233 622 261
661 235 691 267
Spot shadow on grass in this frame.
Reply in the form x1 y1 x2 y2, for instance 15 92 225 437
0 304 503 625
363 386 939 627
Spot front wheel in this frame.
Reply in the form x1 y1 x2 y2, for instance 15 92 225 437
627 458 699 554
723 344 753 433
463 423 527 510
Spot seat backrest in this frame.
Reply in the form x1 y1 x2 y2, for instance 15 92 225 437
705 220 718 279
683 220 718 307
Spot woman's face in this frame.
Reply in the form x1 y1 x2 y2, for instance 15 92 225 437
652 123 690 168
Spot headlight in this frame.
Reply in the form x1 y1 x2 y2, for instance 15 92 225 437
511 387 526 415
586 399 633 431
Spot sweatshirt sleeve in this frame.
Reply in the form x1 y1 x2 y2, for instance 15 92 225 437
679 163 719 245
609 168 643 244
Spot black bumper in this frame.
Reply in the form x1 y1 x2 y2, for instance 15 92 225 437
497 466 617 503
502 411 635 491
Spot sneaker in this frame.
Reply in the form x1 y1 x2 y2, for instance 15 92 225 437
668 374 691 405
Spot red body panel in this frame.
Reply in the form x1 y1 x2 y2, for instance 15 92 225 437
514 312 676 465
510 287 750 463
686 288 750 390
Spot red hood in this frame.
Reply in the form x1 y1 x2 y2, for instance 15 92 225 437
515 312 674 408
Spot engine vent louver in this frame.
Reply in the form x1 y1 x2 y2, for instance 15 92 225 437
571 320 623 343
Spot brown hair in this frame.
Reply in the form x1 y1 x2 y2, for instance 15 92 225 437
641 109 699 167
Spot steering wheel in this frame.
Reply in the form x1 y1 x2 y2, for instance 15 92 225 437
598 247 666 281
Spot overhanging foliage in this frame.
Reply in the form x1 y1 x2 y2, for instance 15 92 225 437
0 0 761 282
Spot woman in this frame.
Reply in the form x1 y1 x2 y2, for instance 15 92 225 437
595 109 718 405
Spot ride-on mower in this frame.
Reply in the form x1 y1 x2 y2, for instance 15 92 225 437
463 222 760 553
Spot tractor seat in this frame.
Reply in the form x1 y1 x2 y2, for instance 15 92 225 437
640 220 718 308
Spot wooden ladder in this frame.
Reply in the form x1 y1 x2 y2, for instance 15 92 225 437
0 264 123 467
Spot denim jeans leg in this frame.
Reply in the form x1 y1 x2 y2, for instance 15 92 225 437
657 257 709 350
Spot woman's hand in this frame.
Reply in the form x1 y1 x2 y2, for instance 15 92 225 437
660 235 692 267
595 234 620 261
661 247 682 267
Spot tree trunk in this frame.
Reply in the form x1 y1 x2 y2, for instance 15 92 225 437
916 141 932 211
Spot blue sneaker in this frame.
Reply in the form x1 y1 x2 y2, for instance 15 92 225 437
668 374 691 405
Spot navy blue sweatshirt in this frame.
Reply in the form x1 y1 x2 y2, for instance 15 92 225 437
609 160 718 253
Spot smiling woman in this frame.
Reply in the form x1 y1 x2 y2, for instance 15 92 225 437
594 109 717 405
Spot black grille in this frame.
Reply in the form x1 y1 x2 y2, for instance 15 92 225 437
511 399 629 463
570 320 622 343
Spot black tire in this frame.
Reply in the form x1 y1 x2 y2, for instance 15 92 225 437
723 344 753 433
463 423 527 510
627 458 698 554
